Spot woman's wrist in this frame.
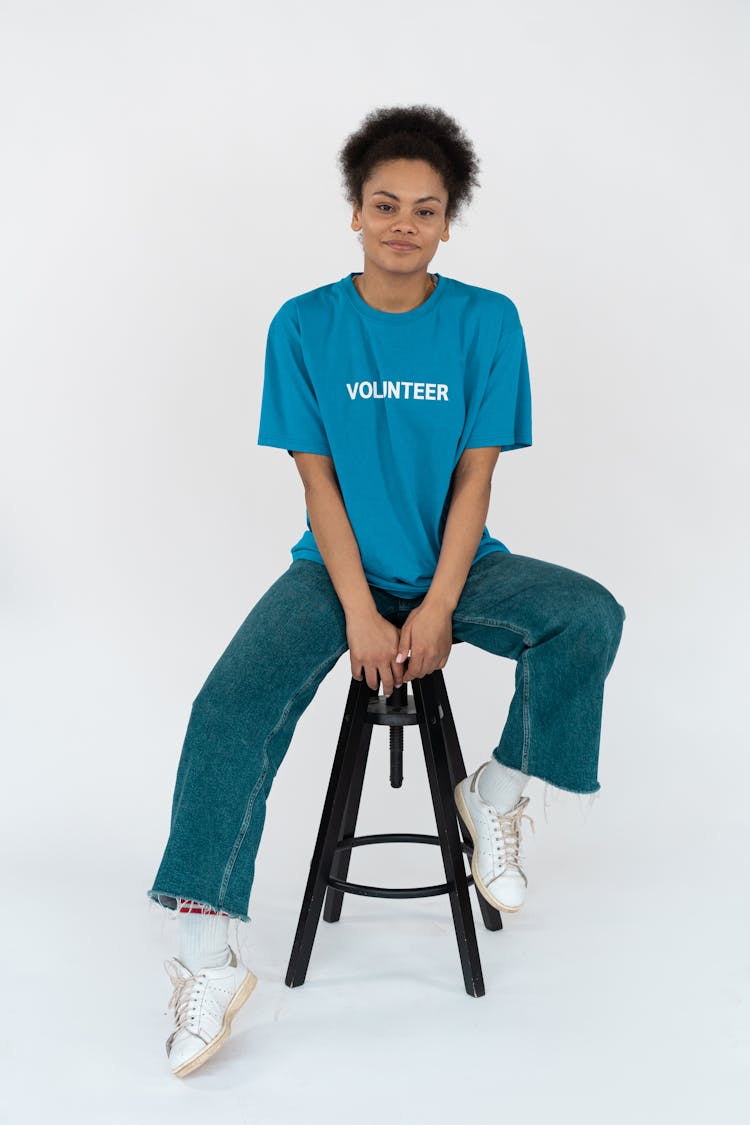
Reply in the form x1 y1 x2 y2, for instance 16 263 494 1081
343 597 381 624
420 588 458 614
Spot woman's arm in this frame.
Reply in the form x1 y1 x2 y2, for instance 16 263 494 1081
425 446 501 612
397 446 501 681
292 452 404 696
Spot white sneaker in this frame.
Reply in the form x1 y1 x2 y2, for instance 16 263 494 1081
163 945 257 1077
454 762 535 912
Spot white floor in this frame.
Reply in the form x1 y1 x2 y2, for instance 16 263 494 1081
8 777 748 1125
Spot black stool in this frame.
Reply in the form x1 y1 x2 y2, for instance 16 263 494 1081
285 668 502 997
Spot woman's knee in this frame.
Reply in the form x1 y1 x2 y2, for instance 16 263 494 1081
574 576 626 658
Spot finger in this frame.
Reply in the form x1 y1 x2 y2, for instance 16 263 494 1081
351 662 363 682
395 626 411 664
365 664 380 692
391 660 404 689
403 654 425 682
381 664 395 698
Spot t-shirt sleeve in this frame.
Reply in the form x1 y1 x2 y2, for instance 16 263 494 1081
463 322 532 453
257 301 332 460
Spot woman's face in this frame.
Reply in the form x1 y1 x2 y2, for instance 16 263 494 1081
351 158 450 276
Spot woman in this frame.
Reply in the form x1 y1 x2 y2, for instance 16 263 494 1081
147 104 626 1078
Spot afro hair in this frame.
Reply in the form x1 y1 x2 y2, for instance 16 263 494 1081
337 104 481 226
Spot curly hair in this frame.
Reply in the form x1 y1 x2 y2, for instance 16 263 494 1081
337 104 481 225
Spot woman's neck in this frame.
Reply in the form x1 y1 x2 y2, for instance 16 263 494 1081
353 268 436 313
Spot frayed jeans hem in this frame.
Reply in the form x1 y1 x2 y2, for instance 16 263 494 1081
146 888 251 924
491 749 601 796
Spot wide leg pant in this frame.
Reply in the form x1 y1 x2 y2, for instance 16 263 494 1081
147 551 626 922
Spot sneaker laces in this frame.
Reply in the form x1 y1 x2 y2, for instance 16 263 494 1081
489 796 535 875
164 960 210 1052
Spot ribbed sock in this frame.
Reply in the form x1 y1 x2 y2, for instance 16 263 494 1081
177 899 231 974
478 758 528 814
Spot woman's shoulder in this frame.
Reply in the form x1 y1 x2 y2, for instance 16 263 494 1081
443 276 523 332
266 277 346 328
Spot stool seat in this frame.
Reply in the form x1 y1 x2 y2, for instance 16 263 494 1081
284 669 503 998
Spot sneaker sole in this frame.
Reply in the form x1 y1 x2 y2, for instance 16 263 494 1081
454 780 524 913
172 968 258 1078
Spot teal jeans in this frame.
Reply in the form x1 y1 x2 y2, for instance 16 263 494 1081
147 552 626 922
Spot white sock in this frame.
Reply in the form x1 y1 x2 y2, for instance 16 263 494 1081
478 757 528 814
177 901 231 973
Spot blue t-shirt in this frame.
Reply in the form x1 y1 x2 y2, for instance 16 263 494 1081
257 271 532 597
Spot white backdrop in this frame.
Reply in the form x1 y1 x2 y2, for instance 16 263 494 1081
2 1 748 1121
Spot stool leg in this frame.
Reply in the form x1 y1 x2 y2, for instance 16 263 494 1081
432 670 503 933
323 718 373 923
285 676 371 988
412 674 486 998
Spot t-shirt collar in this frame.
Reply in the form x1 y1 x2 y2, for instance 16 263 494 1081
342 271 447 323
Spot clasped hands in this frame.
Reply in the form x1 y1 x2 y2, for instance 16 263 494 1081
346 601 453 698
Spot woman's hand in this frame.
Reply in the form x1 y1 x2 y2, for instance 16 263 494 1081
396 602 454 682
346 610 404 696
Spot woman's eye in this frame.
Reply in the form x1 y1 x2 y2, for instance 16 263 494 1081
375 204 434 217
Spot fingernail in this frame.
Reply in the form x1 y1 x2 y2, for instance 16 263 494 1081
396 653 404 663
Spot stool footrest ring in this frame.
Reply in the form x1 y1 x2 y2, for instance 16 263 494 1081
326 832 475 899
